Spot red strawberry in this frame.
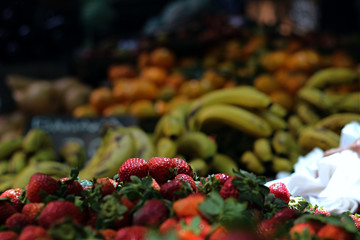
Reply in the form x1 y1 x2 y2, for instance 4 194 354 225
60 178 83 197
350 215 360 230
159 218 178 234
151 178 160 190
175 174 196 192
289 222 317 238
38 201 83 229
133 199 169 227
177 229 203 240
183 216 212 238
5 213 31 230
214 173 231 185
0 188 22 211
100 229 117 240
0 200 17 225
97 178 116 197
317 224 353 240
22 202 44 223
0 231 18 240
173 193 205 218
115 226 148 240
313 208 330 216
19 225 51 240
268 182 290 203
219 177 239 199
118 158 149 183
209 226 229 240
26 173 60 202
160 179 188 200
148 157 193 184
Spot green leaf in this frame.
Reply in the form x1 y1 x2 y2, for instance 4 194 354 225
198 191 224 222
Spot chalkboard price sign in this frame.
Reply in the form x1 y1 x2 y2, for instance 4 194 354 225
29 115 137 159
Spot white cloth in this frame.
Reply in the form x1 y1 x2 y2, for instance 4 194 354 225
266 121 360 214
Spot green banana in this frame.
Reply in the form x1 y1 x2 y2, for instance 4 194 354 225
306 68 358 89
7 151 27 173
0 161 8 175
272 130 296 156
256 110 288 130
333 92 360 113
240 151 265 175
267 103 287 118
163 108 188 140
188 158 209 177
295 101 321 125
298 87 335 112
272 156 293 173
189 104 273 138
13 161 70 188
210 153 237 176
298 127 340 153
315 113 360 134
153 115 167 143
127 126 155 161
0 137 23 159
28 148 58 165
22 129 50 153
176 131 217 162
156 137 177 158
60 141 87 169
288 115 305 139
253 138 273 162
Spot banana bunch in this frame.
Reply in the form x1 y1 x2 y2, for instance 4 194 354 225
78 125 155 180
289 67 360 154
0 128 71 191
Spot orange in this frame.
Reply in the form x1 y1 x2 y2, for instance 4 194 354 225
137 52 150 69
179 80 205 99
270 90 295 111
260 50 288 72
140 66 168 86
128 99 157 119
89 87 114 113
154 100 169 116
112 80 136 103
149 47 175 69
73 104 98 118
281 72 308 94
254 74 281 94
107 64 136 83
167 95 189 112
102 104 127 116
131 79 159 101
165 72 185 89
223 80 237 88
201 70 226 89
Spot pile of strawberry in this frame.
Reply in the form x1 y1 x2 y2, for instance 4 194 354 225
0 157 360 240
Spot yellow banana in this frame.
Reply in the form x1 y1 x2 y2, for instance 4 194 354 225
295 101 321 125
7 151 27 174
156 137 177 158
315 113 360 134
60 141 87 169
188 158 209 177
256 110 288 130
188 86 272 118
153 115 167 143
13 161 70 188
176 131 217 162
22 129 50 153
240 151 265 175
267 103 287 118
162 112 186 140
127 126 155 161
272 156 293 173
272 130 296 156
28 148 57 165
0 137 23 159
298 127 340 153
189 104 273 138
306 68 358 89
298 87 335 112
0 174 16 192
288 115 305 139
253 138 273 162
210 153 237 176
333 92 360 113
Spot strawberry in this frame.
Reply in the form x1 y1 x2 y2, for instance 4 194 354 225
22 202 44 223
115 226 148 240
289 222 317 238
118 158 149 183
182 216 212 238
214 173 231 185
177 229 203 240
0 231 18 240
160 179 191 200
18 225 51 240
133 199 169 227
0 188 22 211
313 207 330 216
219 177 239 199
0 200 17 225
60 178 83 197
159 218 178 234
209 226 229 240
97 178 116 197
38 201 83 229
317 224 354 240
148 157 193 184
350 214 360 230
175 174 197 192
100 229 117 240
151 178 160 190
26 173 60 202
268 182 290 203
5 213 31 230
173 193 205 218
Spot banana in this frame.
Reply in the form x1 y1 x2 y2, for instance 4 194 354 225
333 92 360 113
188 86 272 118
288 115 305 139
22 129 50 153
295 101 321 125
253 138 273 162
298 87 335 112
0 137 23 159
127 126 155 161
0 161 8 175
188 158 209 177
162 112 186 140
0 174 16 192
60 141 87 169
91 131 136 179
176 131 217 162
189 104 273 138
7 151 27 173
267 103 287 118
306 68 358 89
256 110 288 130
272 130 296 156
28 148 58 165
156 137 177 158
153 115 167 143
13 161 70 188
210 153 237 176
315 113 360 134
298 127 340 153
240 151 265 175
272 156 293 173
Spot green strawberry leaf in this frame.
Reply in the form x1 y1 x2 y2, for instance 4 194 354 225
198 191 224 222
220 198 250 229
